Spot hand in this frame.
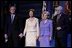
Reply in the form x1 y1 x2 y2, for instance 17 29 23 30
19 33 23 38
49 37 52 40
57 27 61 30
36 36 39 40
4 34 8 39
5 38 8 43
4 34 8 43
23 33 25 37
48 35 52 40
52 11 58 19
39 37 41 41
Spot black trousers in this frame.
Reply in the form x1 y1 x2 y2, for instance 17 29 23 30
7 33 20 47
19 37 25 47
0 34 5 47
55 31 67 47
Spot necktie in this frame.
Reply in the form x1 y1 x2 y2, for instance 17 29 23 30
11 14 14 23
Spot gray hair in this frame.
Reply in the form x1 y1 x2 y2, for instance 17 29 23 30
55 6 63 11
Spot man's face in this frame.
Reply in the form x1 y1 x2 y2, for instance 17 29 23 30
9 6 16 14
55 9 61 15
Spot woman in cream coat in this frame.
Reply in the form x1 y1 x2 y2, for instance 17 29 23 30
23 9 39 47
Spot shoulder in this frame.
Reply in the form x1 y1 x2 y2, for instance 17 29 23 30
61 13 69 19
34 17 39 21
34 17 38 20
61 13 68 17
26 18 29 22
48 19 52 23
40 20 43 23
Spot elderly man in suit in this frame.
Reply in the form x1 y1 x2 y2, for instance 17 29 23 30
53 6 69 47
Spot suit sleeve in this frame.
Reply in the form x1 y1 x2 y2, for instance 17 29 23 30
4 16 8 34
23 20 28 36
49 20 53 37
36 19 39 38
61 15 70 32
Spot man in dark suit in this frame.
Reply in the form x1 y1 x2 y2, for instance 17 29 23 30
4 5 23 47
53 6 69 47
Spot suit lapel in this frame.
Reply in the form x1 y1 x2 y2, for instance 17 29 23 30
8 14 11 24
56 15 62 23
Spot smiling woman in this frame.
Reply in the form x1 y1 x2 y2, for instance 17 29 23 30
23 8 39 47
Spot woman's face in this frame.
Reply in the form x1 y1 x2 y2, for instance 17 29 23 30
42 13 47 20
29 11 33 17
